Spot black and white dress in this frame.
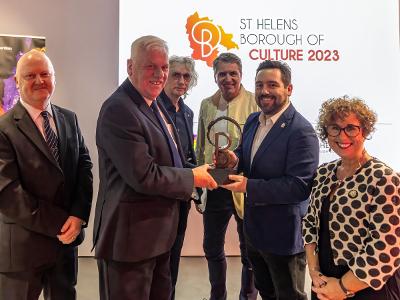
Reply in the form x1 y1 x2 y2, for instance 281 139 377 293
303 158 400 299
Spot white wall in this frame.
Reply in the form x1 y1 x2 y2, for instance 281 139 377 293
0 0 244 257
1 0 119 256
3 0 398 258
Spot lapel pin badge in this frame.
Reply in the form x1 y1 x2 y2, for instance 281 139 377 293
281 123 286 128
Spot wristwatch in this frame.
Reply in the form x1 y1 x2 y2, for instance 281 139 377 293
339 278 355 298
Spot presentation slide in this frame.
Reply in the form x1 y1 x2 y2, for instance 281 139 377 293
119 0 400 168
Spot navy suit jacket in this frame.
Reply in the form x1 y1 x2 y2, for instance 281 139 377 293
93 79 194 263
236 104 319 255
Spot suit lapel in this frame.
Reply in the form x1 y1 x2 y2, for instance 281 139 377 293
243 115 260 170
122 79 185 164
182 105 194 150
122 79 161 130
52 105 67 170
251 104 295 168
13 102 60 169
158 100 186 163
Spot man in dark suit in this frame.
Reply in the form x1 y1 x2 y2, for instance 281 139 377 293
0 49 93 300
223 60 319 300
93 35 217 300
157 55 200 300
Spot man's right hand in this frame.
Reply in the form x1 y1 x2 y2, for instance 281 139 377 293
192 164 218 190
225 150 239 169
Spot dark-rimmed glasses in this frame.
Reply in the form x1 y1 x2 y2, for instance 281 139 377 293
171 72 191 82
325 124 361 137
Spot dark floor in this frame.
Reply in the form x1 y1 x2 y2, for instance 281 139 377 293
39 257 311 299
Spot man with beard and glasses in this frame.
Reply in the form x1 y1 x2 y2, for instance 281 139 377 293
196 52 259 300
222 60 319 300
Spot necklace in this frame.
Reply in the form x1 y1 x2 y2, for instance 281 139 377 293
336 152 371 184
329 156 367 202
336 161 361 183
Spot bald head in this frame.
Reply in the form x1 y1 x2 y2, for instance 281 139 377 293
16 50 54 78
15 49 56 109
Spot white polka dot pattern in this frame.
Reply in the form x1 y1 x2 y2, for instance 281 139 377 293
302 158 400 290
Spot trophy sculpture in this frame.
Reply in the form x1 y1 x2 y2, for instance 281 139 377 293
206 116 242 185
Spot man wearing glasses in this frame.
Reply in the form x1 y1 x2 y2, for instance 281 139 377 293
157 55 199 300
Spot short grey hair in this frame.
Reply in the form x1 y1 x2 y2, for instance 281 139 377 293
212 52 242 75
130 35 168 60
169 55 198 91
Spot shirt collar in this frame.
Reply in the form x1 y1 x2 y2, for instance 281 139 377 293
19 99 53 122
159 90 183 113
258 100 291 126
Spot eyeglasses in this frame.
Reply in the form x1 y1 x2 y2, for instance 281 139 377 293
325 124 362 137
171 72 191 82
22 72 53 81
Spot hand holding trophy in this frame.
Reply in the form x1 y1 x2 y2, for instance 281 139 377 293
206 116 242 185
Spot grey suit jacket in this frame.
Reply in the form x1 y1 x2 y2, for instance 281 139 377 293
0 101 93 272
93 79 194 262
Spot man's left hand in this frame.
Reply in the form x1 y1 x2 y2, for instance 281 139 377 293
221 174 247 193
57 216 83 244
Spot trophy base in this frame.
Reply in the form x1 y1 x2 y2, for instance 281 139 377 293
208 168 236 185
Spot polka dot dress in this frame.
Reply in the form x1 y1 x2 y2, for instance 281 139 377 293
303 158 400 290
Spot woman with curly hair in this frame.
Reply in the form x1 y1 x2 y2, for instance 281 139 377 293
303 96 400 300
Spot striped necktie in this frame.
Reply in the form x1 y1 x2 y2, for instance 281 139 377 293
41 111 60 163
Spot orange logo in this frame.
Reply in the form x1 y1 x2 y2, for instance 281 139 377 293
186 12 239 67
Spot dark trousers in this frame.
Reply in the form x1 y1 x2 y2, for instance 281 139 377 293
97 251 171 300
203 188 257 300
0 247 78 300
246 238 307 300
169 201 190 300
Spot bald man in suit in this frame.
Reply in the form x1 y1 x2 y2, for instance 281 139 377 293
0 50 93 300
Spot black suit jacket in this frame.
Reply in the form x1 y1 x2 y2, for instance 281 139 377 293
93 79 194 263
0 101 93 272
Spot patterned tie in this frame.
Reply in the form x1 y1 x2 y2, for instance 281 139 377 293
41 111 60 163
151 100 183 168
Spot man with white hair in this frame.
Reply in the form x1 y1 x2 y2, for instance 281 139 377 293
93 36 217 300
